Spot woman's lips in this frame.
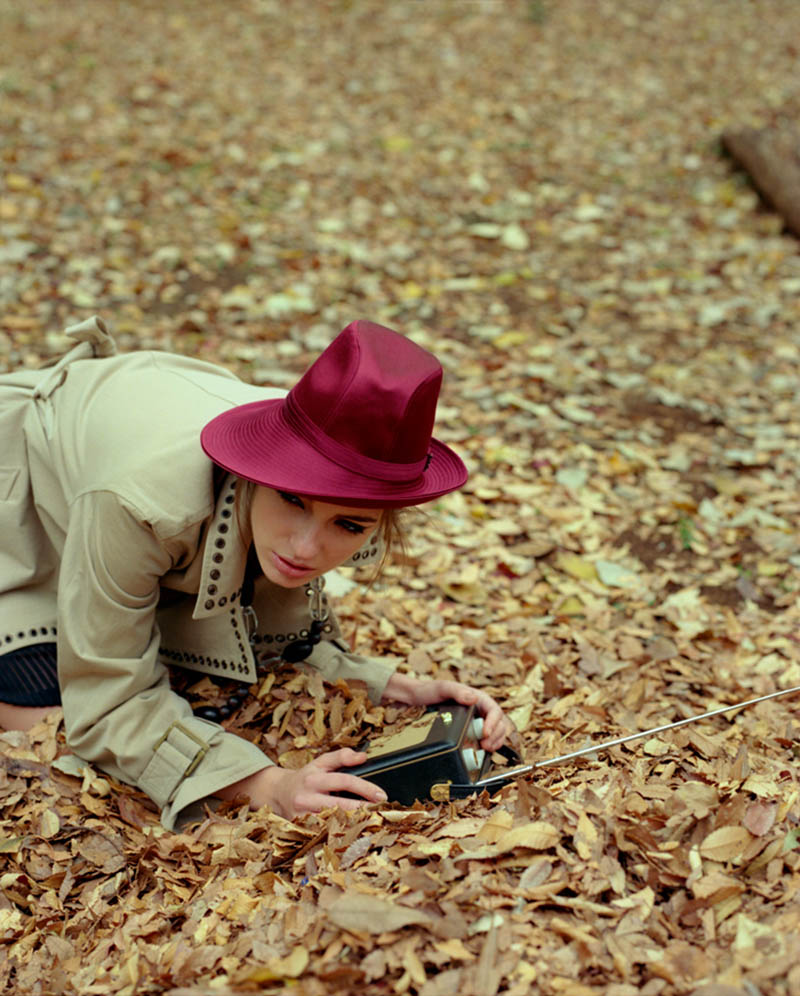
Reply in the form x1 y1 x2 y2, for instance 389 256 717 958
271 551 316 578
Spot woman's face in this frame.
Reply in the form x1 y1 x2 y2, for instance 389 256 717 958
250 486 381 588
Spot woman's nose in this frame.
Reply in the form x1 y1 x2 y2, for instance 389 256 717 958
290 523 321 561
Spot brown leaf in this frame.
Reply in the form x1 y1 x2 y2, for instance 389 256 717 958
471 917 502 996
39 809 60 839
327 893 431 933
246 946 309 981
496 821 560 853
76 832 126 873
743 800 777 837
116 793 158 829
698 826 752 863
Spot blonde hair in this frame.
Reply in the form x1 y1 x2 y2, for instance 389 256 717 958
372 507 407 581
234 477 256 544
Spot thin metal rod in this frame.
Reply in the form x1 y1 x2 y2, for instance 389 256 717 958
476 682 800 789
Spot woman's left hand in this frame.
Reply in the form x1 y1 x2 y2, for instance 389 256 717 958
381 673 513 753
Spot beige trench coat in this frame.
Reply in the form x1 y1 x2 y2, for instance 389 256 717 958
0 318 395 828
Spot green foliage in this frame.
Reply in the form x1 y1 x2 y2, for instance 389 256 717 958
526 0 548 24
677 515 695 551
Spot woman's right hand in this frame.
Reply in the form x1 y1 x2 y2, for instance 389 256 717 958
216 748 387 819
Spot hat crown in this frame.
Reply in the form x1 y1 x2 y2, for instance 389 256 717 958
200 319 467 507
290 320 441 465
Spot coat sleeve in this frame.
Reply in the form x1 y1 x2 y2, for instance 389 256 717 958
306 622 397 704
57 491 270 830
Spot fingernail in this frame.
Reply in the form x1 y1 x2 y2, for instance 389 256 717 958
376 791 388 803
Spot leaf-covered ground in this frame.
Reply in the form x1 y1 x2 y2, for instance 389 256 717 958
2 2 800 994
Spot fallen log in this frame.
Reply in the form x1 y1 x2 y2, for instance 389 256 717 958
722 124 800 238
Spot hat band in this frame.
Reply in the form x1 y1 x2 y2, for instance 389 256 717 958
283 394 428 483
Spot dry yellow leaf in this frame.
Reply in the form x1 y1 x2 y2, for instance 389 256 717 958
412 839 454 858
6 173 32 190
734 913 776 952
699 826 752 863
432 817 486 839
455 821 561 863
327 893 431 933
612 886 655 916
605 451 635 475
476 809 514 843
398 280 423 300
433 938 476 961
508 701 533 731
713 893 743 923
741 773 780 798
551 977 597 995
556 552 598 581
756 560 786 576
574 810 598 860
495 821 560 853
558 596 586 616
514 961 538 985
401 945 427 987
272 946 310 979
380 810 437 824
217 891 261 920
0 909 24 936
278 748 314 769
437 561 487 603
493 330 529 349
246 946 310 982
675 781 719 818
642 737 671 756
691 871 743 900
39 809 60 839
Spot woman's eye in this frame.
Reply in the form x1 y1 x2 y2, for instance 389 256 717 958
278 491 304 509
338 520 365 535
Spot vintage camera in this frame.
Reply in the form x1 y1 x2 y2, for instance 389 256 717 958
345 701 523 805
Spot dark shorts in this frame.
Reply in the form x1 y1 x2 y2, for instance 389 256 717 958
0 642 61 707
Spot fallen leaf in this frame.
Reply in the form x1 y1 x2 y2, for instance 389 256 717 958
39 810 60 839
327 893 431 933
268 945 309 979
496 821 560 853
556 553 598 581
699 826 752 863
742 800 777 837
76 832 126 873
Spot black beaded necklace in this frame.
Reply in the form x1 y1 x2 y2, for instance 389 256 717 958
280 575 329 662
190 549 328 722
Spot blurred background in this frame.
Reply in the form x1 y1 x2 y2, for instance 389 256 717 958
3 0 799 365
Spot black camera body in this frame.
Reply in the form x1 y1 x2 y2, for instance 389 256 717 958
345 701 499 805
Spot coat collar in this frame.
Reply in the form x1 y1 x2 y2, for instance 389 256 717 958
191 474 248 620
190 473 384 622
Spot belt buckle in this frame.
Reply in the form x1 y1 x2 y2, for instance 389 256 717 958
154 721 209 777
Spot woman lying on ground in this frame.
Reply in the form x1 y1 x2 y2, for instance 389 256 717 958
0 317 512 828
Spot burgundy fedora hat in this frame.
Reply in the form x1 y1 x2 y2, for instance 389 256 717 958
200 320 468 507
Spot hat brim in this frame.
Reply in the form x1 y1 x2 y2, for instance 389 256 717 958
201 399 468 508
